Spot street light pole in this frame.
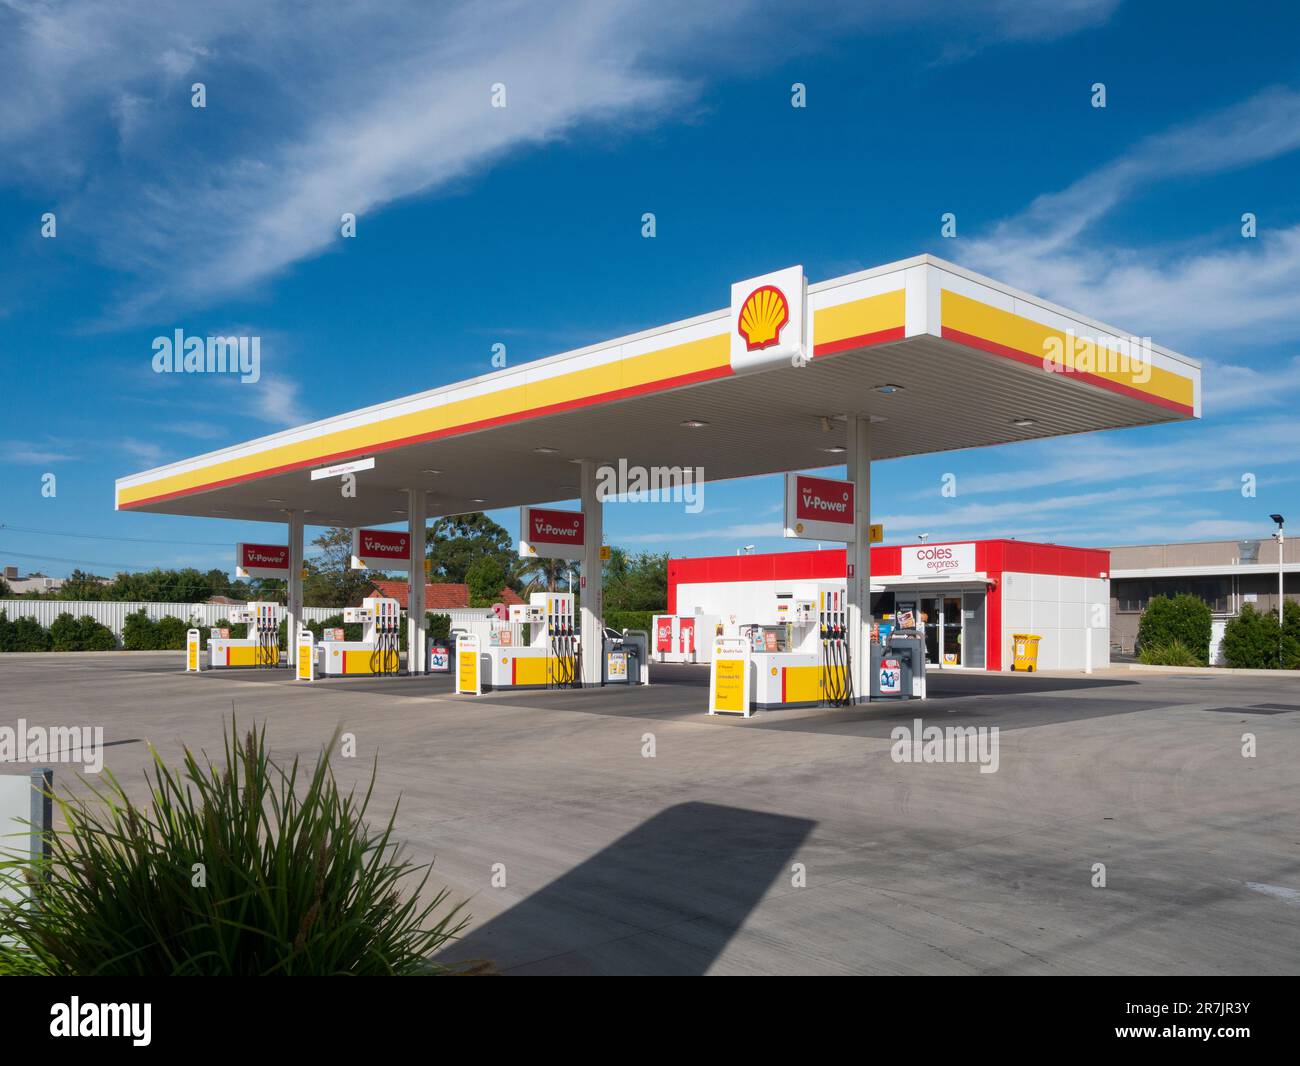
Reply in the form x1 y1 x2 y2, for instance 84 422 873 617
1270 514 1285 665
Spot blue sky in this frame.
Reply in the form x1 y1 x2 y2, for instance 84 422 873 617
1 0 1298 580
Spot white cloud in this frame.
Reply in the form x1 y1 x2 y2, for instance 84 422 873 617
116 437 165 464
246 377 306 427
1201 355 1300 414
0 0 1121 324
616 520 784 546
958 88 1300 349
1 442 74 465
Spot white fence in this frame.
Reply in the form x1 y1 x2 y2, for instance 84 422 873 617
0 599 496 644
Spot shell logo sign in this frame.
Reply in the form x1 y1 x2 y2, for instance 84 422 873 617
729 265 806 372
737 285 790 352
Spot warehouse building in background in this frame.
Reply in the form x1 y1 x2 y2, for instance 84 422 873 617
1106 537 1300 662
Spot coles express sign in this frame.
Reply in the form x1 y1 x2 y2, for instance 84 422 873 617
784 473 854 542
901 542 976 577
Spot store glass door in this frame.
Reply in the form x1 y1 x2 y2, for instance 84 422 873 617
963 590 986 669
920 595 941 664
941 595 963 665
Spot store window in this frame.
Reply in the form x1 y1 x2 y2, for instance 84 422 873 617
1119 578 1230 614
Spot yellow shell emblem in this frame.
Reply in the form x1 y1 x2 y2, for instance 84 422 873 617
737 284 790 352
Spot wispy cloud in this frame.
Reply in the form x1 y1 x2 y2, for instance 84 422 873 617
1 442 74 465
957 87 1300 349
0 0 1122 326
116 437 166 465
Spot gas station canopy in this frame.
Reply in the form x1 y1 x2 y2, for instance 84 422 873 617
116 254 1200 526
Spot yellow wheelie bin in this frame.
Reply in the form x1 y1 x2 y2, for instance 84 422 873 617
1011 634 1041 672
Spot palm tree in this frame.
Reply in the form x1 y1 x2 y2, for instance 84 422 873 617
516 556 572 595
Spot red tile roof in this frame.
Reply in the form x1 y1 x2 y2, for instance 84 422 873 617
362 580 523 609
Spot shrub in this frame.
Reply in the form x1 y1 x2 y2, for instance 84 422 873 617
605 610 656 634
1283 601 1300 670
78 616 118 650
1137 639 1203 667
0 614 53 652
304 614 361 643
1221 604 1281 669
0 720 468 976
426 612 451 642
122 609 159 650
48 612 81 651
48 612 118 651
1137 594 1212 665
155 615 190 650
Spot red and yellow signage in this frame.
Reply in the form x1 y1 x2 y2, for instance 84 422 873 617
729 265 806 371
236 542 289 579
737 285 790 352
351 528 411 569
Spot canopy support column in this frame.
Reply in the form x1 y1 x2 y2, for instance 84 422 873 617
407 489 427 675
287 509 304 655
846 417 871 702
580 461 603 686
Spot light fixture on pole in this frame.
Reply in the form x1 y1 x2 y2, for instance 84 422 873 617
1270 514 1286 646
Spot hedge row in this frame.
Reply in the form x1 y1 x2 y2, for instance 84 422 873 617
604 610 657 634
0 610 117 652
121 609 456 652
0 609 455 653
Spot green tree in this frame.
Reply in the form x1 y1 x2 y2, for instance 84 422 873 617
1136 593 1212 666
103 568 223 603
466 556 508 607
603 550 667 612
0 575 11 597
59 570 108 601
516 555 570 595
427 513 516 587
303 527 376 608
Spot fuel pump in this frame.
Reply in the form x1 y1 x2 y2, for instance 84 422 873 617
255 601 280 668
211 601 283 669
368 597 402 676
546 592 580 688
324 596 402 676
820 589 854 706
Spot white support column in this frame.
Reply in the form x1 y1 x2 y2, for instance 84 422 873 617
580 460 604 686
407 489 427 676
287 509 304 654
846 417 871 702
